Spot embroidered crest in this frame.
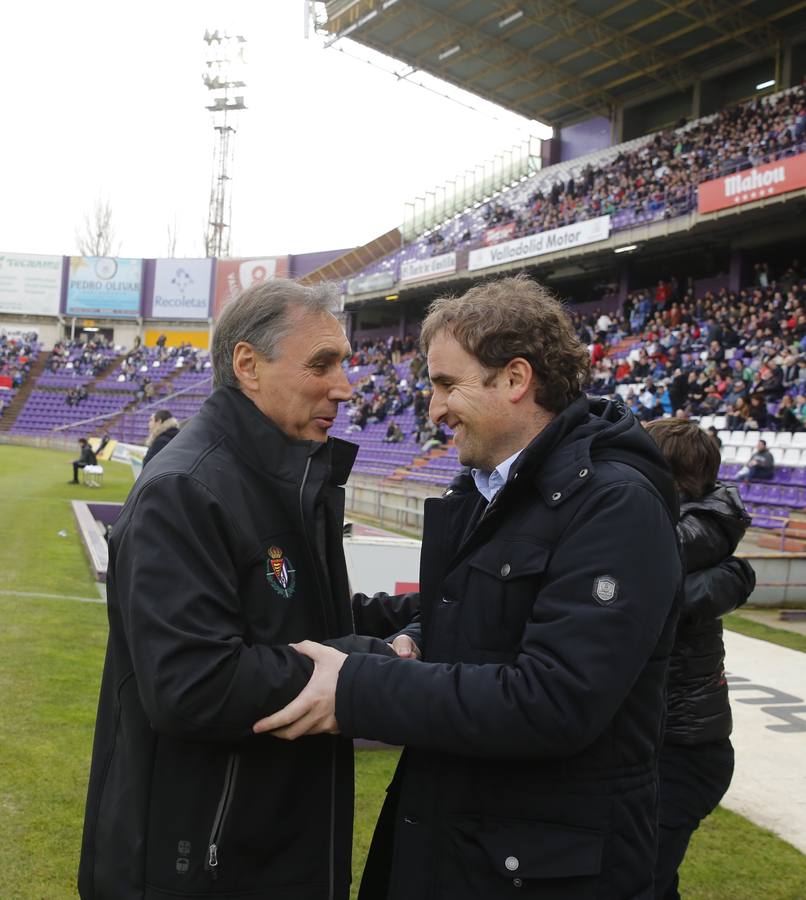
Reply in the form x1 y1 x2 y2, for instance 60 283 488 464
593 575 618 606
266 546 296 598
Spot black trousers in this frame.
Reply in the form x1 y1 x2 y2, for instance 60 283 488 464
72 461 87 481
655 739 734 899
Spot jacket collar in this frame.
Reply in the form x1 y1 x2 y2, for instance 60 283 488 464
444 394 677 517
198 387 358 486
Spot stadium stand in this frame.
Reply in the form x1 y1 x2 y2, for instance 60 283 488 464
339 85 806 289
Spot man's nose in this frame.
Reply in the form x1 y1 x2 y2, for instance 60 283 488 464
331 368 353 402
429 392 446 424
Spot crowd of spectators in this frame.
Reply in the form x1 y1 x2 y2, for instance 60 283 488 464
343 336 436 440
0 331 38 415
424 83 806 258
47 336 112 377
114 339 207 405
577 261 806 433
0 331 37 387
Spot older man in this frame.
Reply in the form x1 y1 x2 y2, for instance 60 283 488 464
79 279 390 900
259 276 683 899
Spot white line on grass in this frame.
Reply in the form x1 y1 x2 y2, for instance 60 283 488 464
0 589 105 605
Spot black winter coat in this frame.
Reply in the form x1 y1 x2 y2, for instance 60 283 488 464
79 387 387 900
337 396 684 900
665 484 756 745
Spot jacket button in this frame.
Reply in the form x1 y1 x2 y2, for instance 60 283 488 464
505 856 519 871
578 468 588 478
513 877 523 888
500 562 511 577
551 491 562 501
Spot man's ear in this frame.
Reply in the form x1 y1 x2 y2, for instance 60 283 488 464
232 342 260 394
505 356 534 403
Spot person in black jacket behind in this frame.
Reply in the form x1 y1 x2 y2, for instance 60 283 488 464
257 275 684 900
69 437 97 484
645 419 755 900
79 279 394 900
142 408 180 467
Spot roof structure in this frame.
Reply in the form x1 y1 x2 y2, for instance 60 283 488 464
322 0 806 128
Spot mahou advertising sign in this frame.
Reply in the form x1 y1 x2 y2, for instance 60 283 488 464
698 153 806 214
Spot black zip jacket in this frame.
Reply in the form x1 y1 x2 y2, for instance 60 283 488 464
666 484 756 745
79 387 386 900
337 396 684 900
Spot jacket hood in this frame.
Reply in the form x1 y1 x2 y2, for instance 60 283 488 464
679 483 751 554
446 394 679 522
145 416 179 447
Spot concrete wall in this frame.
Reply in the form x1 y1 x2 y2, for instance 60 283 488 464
0 316 60 346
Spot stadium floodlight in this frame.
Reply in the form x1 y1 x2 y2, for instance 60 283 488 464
498 10 524 28
438 45 461 61
614 244 638 254
756 79 775 91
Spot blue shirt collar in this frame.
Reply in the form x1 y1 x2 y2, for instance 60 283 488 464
471 448 524 503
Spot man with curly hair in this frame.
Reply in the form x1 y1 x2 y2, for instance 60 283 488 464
257 275 683 899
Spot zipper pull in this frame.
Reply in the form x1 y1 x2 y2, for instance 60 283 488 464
208 844 219 880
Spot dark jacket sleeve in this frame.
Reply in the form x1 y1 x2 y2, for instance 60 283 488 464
678 511 733 573
680 556 755 625
113 474 317 742
351 591 420 638
335 481 681 758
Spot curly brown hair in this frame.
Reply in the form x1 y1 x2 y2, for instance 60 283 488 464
419 275 591 413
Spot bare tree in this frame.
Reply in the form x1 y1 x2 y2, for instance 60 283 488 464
75 198 119 257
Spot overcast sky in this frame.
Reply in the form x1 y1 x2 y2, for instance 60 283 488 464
3 1 550 261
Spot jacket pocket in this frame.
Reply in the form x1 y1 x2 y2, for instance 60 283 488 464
442 816 603 899
145 743 241 892
464 542 550 651
205 751 240 880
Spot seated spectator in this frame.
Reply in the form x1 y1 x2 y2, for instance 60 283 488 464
69 438 97 484
707 425 722 448
772 394 804 432
419 422 448 452
66 388 78 406
143 410 180 467
384 422 404 444
746 394 769 430
736 440 775 481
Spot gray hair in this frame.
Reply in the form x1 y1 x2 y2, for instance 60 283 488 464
211 278 341 388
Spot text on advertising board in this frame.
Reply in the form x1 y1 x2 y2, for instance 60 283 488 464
697 152 806 214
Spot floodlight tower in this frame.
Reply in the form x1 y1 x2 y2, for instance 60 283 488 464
203 30 247 258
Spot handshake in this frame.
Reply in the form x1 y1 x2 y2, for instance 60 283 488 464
253 633 420 739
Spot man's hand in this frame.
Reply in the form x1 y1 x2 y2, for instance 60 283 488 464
253 641 346 739
388 634 421 660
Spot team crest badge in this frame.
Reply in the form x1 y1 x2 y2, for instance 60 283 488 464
266 546 296 598
593 575 618 606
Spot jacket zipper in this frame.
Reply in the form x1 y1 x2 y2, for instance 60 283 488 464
205 752 240 880
298 455 336 900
